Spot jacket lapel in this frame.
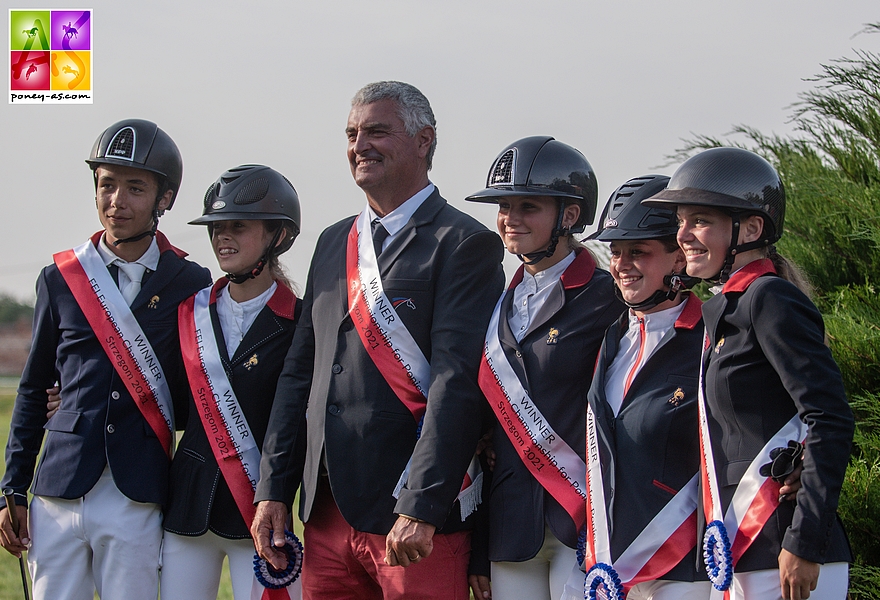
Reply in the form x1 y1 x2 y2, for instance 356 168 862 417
376 189 445 274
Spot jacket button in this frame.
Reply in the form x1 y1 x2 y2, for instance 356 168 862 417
107 424 116 434
328 405 340 416
340 319 353 332
515 350 522 358
332 364 343 374
111 391 120 400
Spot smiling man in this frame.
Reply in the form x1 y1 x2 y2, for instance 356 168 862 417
0 119 211 600
252 81 505 600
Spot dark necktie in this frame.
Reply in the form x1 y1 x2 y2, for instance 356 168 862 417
371 218 389 257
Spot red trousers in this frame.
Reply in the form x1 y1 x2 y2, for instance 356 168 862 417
302 479 471 600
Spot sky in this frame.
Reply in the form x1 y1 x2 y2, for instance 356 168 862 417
1 1 878 301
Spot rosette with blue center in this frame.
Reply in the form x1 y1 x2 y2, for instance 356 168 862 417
703 520 733 591
584 563 624 600
253 529 303 589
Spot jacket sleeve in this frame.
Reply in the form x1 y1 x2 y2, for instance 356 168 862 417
1 268 59 501
394 229 504 526
254 258 314 508
754 278 854 562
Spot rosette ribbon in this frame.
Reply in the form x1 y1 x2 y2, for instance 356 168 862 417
253 529 303 589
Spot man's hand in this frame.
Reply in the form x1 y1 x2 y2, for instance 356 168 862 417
0 505 29 557
46 384 61 419
384 515 435 567
779 548 819 600
469 574 491 599
476 429 496 472
250 500 290 571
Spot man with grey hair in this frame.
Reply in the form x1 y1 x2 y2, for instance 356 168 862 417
252 81 504 599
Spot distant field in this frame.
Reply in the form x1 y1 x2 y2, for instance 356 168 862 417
0 389 239 600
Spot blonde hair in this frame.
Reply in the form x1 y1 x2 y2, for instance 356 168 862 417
765 245 814 299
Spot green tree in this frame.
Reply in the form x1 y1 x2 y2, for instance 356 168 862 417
669 23 880 598
0 294 33 325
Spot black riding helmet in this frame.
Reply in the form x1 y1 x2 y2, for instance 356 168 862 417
190 164 301 283
466 136 598 264
643 147 785 282
592 175 699 311
86 119 183 246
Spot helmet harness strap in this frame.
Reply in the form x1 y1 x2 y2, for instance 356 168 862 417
111 196 163 247
225 226 285 284
518 200 569 266
615 270 701 311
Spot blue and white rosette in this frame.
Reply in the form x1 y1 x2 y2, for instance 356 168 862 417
584 563 624 600
253 530 303 589
703 519 733 591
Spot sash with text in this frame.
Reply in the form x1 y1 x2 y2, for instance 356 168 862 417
345 211 481 519
178 285 299 599
698 344 807 599
54 235 173 456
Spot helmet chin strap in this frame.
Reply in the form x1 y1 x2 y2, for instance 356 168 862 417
616 271 701 311
112 205 160 247
225 227 284 285
709 213 770 284
517 202 569 266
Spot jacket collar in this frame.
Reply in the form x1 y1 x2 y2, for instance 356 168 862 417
674 293 703 330
722 258 776 294
508 247 596 290
90 230 188 259
208 278 297 319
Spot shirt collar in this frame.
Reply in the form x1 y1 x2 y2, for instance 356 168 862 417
96 234 160 270
627 299 686 332
368 183 435 237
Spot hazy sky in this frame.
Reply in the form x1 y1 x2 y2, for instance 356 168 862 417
2 1 877 301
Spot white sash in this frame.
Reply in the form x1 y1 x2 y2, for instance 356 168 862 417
55 239 174 453
566 404 698 599
179 286 300 600
346 210 481 518
479 292 587 528
698 338 808 599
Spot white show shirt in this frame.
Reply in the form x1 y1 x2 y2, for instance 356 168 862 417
507 251 575 342
216 281 277 357
603 298 688 416
367 183 435 253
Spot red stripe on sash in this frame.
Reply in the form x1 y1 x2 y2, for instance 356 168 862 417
345 221 426 421
54 247 172 456
479 355 587 530
178 295 256 525
624 509 697 590
731 477 782 564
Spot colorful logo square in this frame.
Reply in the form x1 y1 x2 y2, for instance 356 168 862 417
9 8 93 104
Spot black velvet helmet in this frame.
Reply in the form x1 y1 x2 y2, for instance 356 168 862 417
86 119 183 209
590 175 675 241
465 136 598 233
190 164 301 256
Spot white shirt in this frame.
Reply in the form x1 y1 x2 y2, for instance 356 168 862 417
507 251 575 343
216 281 277 357
95 235 160 303
367 183 435 253
603 298 689 416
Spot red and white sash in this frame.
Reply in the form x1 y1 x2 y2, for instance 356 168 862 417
572 404 698 597
179 285 298 600
698 345 807 600
478 292 588 529
54 236 174 456
345 210 481 519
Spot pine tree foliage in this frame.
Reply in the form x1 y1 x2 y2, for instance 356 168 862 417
669 23 880 597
